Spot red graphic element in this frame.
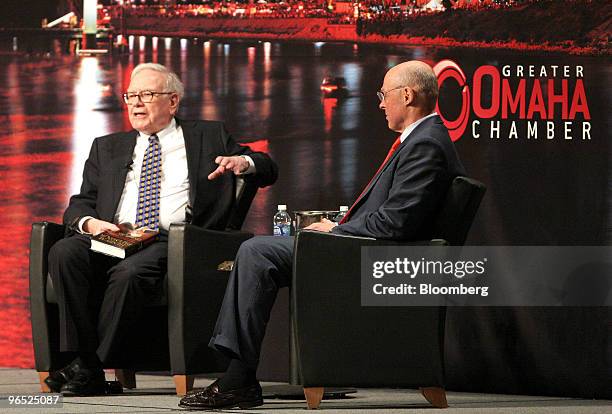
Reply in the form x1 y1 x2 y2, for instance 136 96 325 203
242 139 269 153
473 65 500 119
433 60 470 142
569 80 590 120
527 80 547 119
501 79 526 119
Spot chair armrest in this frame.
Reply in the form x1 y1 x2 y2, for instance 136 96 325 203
292 231 447 287
291 230 446 388
29 221 66 372
29 222 66 292
166 223 254 374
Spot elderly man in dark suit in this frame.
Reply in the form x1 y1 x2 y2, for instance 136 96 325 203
179 60 465 410
45 63 277 396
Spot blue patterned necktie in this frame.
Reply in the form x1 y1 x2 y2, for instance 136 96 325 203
135 134 161 230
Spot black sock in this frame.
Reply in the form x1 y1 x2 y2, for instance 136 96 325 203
217 359 257 391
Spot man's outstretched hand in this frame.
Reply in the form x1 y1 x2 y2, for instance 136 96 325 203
208 156 249 180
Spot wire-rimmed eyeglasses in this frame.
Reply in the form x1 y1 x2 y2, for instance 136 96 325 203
376 85 407 102
123 91 174 105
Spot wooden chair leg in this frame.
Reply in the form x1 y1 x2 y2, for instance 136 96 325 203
114 369 136 389
173 375 195 396
303 387 324 409
419 386 448 408
38 372 50 393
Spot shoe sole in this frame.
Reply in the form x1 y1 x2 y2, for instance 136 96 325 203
178 398 263 410
61 390 106 397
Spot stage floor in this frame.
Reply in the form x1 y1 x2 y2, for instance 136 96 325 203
0 368 609 413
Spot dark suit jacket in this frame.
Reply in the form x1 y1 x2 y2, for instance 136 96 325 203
332 115 465 240
63 119 278 234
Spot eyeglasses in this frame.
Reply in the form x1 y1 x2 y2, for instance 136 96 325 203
377 85 407 102
123 91 174 105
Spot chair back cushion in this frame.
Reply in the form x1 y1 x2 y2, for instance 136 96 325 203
432 176 486 245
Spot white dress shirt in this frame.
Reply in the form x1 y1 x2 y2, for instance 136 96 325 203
398 112 438 143
114 118 189 231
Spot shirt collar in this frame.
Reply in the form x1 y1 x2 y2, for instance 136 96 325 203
399 112 438 143
137 117 176 141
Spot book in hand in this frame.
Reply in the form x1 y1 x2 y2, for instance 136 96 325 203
90 228 159 259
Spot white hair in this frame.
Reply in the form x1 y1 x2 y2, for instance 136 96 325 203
131 63 185 100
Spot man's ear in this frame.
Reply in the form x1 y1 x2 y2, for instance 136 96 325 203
403 87 414 107
169 94 180 114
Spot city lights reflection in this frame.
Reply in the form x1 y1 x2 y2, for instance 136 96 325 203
323 97 338 134
314 42 325 56
71 57 110 195
263 41 271 60
152 36 158 62
247 46 255 65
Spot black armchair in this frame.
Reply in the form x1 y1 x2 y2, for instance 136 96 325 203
29 176 259 395
290 176 486 409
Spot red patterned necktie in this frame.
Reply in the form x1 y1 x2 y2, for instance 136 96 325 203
135 134 161 230
339 137 402 224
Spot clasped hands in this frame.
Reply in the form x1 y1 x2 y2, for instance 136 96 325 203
304 218 336 233
208 156 250 180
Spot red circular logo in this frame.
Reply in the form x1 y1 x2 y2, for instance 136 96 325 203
433 60 471 142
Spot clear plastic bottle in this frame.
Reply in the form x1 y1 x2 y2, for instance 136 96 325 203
335 205 349 222
273 205 292 236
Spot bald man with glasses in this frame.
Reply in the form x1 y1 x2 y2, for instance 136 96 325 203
179 60 466 410
45 63 277 396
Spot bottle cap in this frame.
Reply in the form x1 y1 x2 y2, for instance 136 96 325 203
278 204 287 211
339 205 349 212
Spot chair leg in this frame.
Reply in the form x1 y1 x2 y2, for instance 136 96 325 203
419 386 448 408
303 387 324 409
38 372 50 393
173 375 194 396
114 369 137 389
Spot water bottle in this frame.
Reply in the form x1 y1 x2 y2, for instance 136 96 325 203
335 205 349 222
273 205 292 236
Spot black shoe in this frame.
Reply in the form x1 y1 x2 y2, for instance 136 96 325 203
178 379 263 410
45 358 83 393
61 368 106 396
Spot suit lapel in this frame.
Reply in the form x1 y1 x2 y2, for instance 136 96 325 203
355 115 439 208
351 140 406 211
348 115 438 214
111 130 138 215
179 119 201 203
